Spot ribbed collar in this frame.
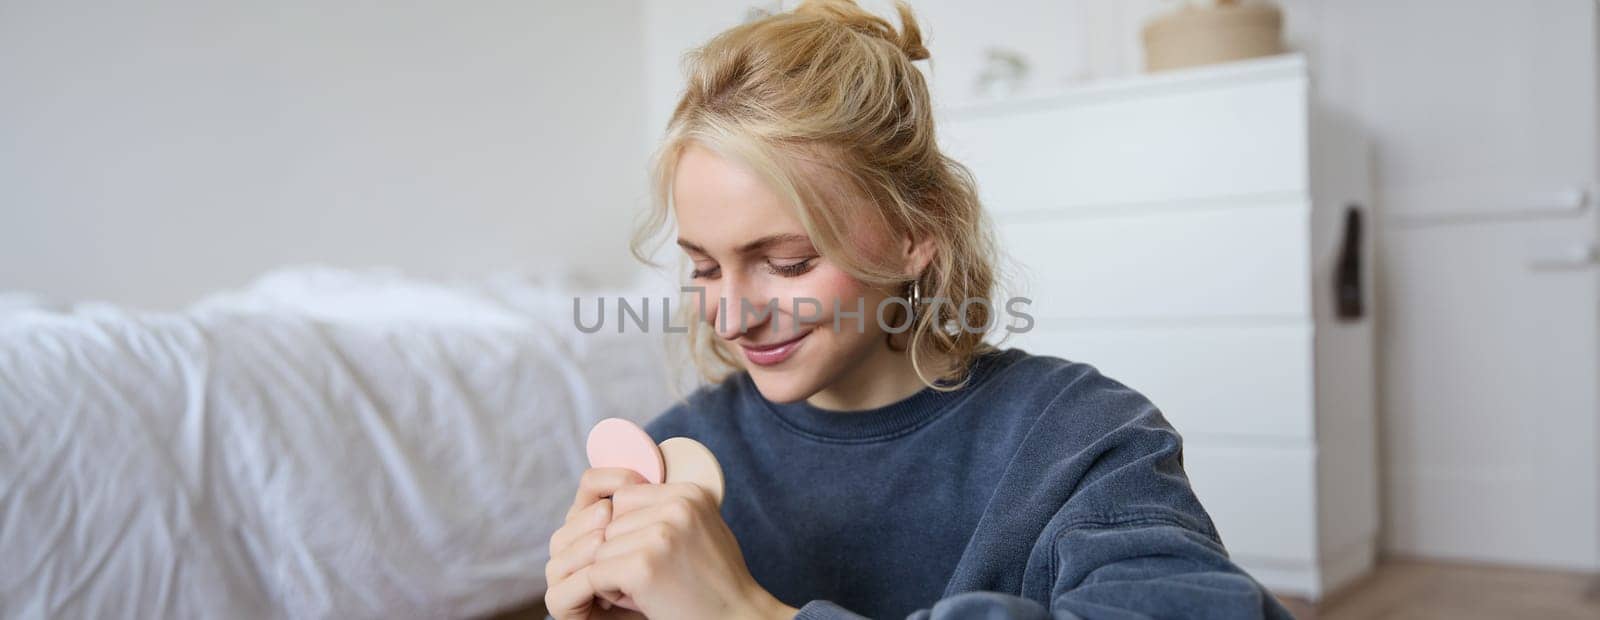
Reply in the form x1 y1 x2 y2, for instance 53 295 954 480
744 348 1017 443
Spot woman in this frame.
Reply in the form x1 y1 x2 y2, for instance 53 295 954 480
544 1 1292 618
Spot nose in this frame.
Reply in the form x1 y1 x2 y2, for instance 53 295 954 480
713 274 772 341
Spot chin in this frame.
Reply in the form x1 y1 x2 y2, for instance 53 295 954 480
746 366 821 404
741 336 838 403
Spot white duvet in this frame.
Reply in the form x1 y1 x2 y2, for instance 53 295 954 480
0 268 689 619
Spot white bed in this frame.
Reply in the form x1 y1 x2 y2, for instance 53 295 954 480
0 267 690 619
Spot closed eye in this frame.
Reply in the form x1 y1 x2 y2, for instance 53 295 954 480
690 264 721 280
767 258 816 277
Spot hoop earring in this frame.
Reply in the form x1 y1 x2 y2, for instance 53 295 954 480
906 278 922 323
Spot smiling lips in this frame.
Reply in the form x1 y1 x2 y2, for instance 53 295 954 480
740 329 812 366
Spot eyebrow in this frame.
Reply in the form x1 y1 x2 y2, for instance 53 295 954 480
676 233 812 256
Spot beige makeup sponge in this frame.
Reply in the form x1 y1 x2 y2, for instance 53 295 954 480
659 437 726 506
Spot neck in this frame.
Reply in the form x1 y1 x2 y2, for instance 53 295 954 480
805 340 953 412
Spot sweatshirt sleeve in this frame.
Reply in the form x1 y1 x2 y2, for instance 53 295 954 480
788 395 1293 620
789 519 1286 620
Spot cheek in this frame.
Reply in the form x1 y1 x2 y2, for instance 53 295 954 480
795 269 888 334
690 282 723 325
805 269 868 307
819 268 870 302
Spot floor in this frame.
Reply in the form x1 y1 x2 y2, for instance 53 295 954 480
493 559 1600 620
1278 558 1600 620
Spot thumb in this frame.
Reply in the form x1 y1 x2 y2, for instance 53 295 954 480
544 565 599 620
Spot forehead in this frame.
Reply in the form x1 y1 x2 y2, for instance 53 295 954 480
672 143 805 250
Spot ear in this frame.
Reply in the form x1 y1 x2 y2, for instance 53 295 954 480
900 234 937 279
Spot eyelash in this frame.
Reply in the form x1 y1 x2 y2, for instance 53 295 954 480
768 258 815 277
690 258 816 280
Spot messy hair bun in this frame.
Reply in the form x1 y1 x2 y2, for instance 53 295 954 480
634 0 1004 392
792 0 931 61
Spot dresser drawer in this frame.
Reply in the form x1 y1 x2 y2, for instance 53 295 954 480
939 74 1308 215
997 203 1311 321
1182 440 1318 564
1010 323 1315 440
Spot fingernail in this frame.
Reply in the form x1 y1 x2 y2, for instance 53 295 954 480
592 502 609 526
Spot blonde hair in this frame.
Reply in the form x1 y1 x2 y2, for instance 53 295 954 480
631 0 1005 392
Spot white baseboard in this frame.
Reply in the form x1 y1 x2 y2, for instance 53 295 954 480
1234 538 1377 601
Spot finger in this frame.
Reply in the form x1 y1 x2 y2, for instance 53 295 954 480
610 481 710 519
551 499 613 556
601 494 702 543
599 502 662 542
587 552 647 612
594 520 674 564
546 529 605 586
544 565 599 620
567 467 650 520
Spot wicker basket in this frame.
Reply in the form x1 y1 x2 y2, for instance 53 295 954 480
1142 0 1286 72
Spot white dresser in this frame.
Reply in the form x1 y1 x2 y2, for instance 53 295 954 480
939 54 1378 599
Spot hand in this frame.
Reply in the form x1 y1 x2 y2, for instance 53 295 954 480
586 481 798 620
545 467 651 620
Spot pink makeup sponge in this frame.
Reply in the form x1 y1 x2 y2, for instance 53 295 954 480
585 418 665 484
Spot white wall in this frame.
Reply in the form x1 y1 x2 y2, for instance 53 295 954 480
0 0 649 309
1307 1 1599 570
